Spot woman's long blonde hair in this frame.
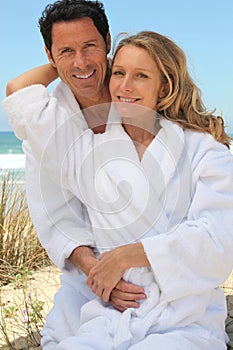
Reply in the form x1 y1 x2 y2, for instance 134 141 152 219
112 31 231 148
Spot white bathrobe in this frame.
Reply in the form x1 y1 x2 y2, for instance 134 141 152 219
2 82 233 349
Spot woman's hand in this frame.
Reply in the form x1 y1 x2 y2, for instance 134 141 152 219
87 247 126 302
86 243 150 303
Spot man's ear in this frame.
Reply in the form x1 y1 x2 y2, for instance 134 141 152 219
106 31 111 54
45 46 56 68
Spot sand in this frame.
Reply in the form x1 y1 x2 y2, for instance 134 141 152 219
0 265 61 350
1 266 233 349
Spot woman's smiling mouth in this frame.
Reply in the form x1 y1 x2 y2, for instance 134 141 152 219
118 96 140 103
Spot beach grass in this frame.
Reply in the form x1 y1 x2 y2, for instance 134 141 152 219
0 172 56 349
0 173 50 284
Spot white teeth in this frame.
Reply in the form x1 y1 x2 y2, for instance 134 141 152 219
119 97 138 103
75 70 94 79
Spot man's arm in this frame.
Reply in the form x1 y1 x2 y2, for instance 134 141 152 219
24 143 96 272
69 246 97 275
6 64 58 96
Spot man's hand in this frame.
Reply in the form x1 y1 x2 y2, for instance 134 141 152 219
110 279 146 312
69 246 97 275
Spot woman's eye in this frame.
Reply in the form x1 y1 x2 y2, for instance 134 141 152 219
138 73 148 78
112 70 124 76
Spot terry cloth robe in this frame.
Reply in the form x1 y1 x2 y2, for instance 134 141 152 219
2 83 97 275
2 84 233 349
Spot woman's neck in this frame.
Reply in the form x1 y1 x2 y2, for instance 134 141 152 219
123 115 161 159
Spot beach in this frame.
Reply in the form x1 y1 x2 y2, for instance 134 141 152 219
0 266 61 350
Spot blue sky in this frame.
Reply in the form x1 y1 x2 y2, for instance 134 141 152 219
1 0 233 133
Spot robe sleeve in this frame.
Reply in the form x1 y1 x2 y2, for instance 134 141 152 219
142 139 233 302
2 85 72 161
25 146 95 271
2 85 50 141
2 85 95 271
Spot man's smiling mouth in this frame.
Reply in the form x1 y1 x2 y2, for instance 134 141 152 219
74 70 96 79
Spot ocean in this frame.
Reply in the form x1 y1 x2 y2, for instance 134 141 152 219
0 131 25 182
0 131 233 183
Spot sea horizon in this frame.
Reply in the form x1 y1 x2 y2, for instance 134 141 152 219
0 131 25 182
0 130 233 177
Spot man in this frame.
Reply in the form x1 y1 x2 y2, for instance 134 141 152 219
3 0 146 348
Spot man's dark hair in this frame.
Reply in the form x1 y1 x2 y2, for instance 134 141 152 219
39 0 109 54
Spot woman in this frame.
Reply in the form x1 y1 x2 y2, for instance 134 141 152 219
58 31 233 349
3 31 233 349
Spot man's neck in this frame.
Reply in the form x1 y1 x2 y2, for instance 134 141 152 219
78 89 111 110
78 87 111 134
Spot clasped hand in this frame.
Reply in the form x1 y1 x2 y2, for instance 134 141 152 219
86 246 147 312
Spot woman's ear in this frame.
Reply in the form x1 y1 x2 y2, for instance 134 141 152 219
159 83 169 99
45 46 56 68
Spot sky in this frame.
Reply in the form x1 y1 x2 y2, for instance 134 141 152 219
1 0 233 133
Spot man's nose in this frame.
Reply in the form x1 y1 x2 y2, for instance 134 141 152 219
73 51 89 69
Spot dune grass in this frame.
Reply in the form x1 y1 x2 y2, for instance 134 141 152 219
0 172 53 349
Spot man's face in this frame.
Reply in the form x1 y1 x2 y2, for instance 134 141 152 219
46 17 111 107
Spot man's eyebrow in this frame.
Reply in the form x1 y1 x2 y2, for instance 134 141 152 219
84 39 98 43
56 39 99 53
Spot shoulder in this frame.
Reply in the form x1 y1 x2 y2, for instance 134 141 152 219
160 118 233 172
184 128 231 157
184 128 233 178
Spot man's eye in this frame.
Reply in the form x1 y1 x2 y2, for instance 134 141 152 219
61 48 72 54
86 43 96 48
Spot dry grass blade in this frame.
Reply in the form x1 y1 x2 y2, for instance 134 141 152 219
0 171 55 349
0 172 50 285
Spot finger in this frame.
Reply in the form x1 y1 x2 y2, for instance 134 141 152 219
102 288 112 303
110 295 140 310
86 275 93 289
88 278 102 296
116 279 145 294
109 299 127 313
111 288 146 301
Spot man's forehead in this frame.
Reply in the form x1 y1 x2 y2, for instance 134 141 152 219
52 17 97 35
51 17 102 45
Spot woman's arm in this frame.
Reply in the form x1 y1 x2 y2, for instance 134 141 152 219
6 63 58 96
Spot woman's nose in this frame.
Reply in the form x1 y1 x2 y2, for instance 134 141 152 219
120 76 134 92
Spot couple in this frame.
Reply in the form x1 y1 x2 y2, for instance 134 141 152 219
3 0 233 349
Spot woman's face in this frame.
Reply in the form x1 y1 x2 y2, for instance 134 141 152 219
110 44 165 112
